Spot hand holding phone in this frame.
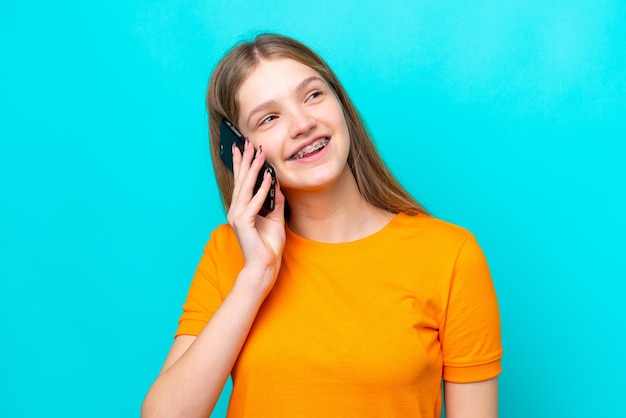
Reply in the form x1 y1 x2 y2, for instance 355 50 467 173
219 118 276 216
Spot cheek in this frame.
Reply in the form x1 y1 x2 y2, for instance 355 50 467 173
254 136 283 166
336 116 351 149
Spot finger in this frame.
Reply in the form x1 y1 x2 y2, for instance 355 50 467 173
232 142 248 182
266 179 285 221
246 167 274 215
274 179 285 208
232 141 242 174
244 145 271 205
230 142 245 205
235 139 255 180
231 140 257 205
230 143 269 220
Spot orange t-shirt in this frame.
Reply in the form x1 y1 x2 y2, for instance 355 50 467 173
177 213 502 417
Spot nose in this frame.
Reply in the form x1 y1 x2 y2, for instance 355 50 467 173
287 106 316 139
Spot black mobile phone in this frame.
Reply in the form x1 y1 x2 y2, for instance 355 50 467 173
219 117 276 216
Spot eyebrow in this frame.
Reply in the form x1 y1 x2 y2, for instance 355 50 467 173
245 76 324 127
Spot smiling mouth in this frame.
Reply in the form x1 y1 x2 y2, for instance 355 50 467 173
288 138 330 160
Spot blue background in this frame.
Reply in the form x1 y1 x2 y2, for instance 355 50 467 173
1 1 624 417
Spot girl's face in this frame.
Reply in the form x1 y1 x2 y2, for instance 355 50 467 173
236 58 351 194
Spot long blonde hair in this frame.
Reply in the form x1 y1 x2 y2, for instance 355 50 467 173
206 34 427 216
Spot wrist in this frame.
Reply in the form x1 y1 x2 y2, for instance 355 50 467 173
234 263 280 299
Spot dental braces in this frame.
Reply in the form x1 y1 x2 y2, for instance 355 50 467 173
290 139 329 160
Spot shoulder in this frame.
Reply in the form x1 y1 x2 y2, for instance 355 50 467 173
197 223 245 274
391 214 491 269
194 223 244 294
391 213 475 248
203 223 240 253
209 222 236 240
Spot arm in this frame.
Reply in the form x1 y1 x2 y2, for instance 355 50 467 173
444 378 498 418
141 271 272 418
142 142 286 418
441 234 502 417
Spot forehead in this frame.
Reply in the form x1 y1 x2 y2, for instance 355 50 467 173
236 58 323 104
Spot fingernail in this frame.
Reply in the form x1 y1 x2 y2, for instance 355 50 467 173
245 138 250 148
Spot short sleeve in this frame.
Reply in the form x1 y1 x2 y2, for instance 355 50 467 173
440 233 503 383
175 224 243 337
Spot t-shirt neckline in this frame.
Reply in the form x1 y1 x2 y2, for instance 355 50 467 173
285 212 409 247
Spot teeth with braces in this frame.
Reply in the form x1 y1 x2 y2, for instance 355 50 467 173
290 139 329 160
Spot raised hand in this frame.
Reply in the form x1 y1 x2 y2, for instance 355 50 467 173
227 139 286 297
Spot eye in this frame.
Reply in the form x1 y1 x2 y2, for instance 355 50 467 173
259 115 278 126
306 90 323 102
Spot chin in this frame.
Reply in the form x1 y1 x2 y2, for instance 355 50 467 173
281 164 350 194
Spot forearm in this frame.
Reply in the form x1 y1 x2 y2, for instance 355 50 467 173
141 271 270 418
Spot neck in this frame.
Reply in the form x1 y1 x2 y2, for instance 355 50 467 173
284 166 394 243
